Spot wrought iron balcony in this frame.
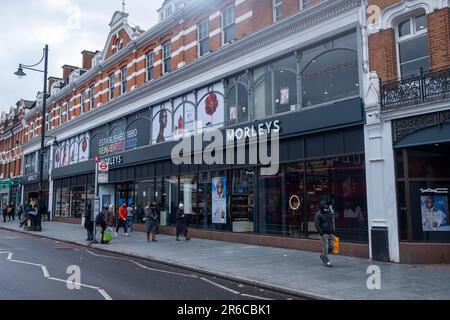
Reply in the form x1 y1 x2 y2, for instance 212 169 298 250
381 67 450 111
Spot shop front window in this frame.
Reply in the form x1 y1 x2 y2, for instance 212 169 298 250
305 155 367 242
54 187 62 217
285 163 305 237
70 186 85 219
60 187 70 217
164 176 179 227
231 169 256 233
258 172 284 235
138 180 155 223
180 174 199 229
396 143 450 243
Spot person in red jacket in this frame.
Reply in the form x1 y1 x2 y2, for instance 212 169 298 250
115 203 129 237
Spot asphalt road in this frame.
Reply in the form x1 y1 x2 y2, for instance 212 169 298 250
0 229 300 300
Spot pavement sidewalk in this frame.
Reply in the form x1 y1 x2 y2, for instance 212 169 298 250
1 220 450 300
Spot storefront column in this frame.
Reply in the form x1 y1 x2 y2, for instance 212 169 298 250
48 144 55 221
363 71 400 263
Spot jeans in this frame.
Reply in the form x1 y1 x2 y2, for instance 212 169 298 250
86 228 93 241
116 219 128 234
320 234 333 260
127 216 134 232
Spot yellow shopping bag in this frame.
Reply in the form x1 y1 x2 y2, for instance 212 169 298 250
332 236 340 255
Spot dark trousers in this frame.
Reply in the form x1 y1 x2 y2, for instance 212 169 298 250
98 223 107 243
116 219 128 234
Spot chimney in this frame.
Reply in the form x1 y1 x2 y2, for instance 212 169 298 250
81 50 96 70
62 65 79 80
48 77 62 92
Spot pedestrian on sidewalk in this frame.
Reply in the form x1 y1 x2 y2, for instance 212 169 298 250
115 203 128 237
315 201 335 268
17 203 24 221
2 203 8 223
84 204 94 241
96 205 109 244
9 203 15 221
144 202 159 242
176 203 190 241
126 203 135 233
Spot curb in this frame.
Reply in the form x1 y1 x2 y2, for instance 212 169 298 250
1 226 332 300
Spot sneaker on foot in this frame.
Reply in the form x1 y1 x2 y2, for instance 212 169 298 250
114 232 118 238
326 261 332 268
125 233 129 236
320 255 327 264
186 237 191 241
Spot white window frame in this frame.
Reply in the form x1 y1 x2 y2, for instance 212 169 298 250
89 85 95 109
81 91 86 114
222 5 235 45
395 12 429 78
273 0 283 23
120 67 127 95
146 52 154 81
162 42 172 74
109 74 115 100
198 19 209 57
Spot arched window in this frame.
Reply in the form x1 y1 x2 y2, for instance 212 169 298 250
173 93 196 138
226 73 249 126
252 54 298 120
396 9 429 77
152 102 173 144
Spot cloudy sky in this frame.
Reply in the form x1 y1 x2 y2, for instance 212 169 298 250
0 0 164 113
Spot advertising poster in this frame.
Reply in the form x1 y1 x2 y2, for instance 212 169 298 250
79 133 90 162
152 103 172 144
421 192 450 232
280 87 289 105
197 83 224 129
69 137 78 165
61 141 69 167
212 176 227 224
54 147 61 169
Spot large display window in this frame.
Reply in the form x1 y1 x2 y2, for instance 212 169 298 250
395 143 450 243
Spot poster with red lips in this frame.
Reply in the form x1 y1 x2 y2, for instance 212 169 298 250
78 133 90 162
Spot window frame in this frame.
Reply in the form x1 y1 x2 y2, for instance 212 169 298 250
146 52 154 81
89 85 95 109
273 0 283 23
162 42 172 75
80 91 86 114
222 5 236 45
396 13 429 78
198 19 210 57
120 67 127 95
109 73 115 100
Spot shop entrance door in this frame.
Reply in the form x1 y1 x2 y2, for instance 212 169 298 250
115 183 136 222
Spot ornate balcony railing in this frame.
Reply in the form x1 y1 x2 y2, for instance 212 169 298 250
381 67 450 111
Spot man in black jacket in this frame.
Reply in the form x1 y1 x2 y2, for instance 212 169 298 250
315 201 335 267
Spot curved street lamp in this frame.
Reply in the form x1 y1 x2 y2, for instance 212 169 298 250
15 45 49 232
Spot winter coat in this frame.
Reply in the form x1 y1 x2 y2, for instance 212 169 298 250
144 206 158 233
176 208 188 235
118 205 127 221
314 209 335 236
84 209 94 230
96 209 108 227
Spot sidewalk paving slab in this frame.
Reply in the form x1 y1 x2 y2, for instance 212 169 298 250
1 221 450 300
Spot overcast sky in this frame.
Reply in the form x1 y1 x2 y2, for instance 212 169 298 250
0 0 164 113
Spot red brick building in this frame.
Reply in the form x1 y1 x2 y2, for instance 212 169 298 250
364 0 450 263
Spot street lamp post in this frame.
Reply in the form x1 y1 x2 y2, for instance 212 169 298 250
15 45 49 232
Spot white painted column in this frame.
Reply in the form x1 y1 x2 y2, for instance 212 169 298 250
363 71 400 263
48 145 54 221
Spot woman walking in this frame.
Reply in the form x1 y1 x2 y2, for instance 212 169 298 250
144 202 159 242
176 203 191 241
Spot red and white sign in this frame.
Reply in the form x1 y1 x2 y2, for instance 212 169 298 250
98 162 109 172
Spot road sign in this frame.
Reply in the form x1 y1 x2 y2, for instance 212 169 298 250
98 173 109 184
99 162 109 172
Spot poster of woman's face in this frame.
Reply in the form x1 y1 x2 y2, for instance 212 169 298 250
212 176 227 224
421 195 450 232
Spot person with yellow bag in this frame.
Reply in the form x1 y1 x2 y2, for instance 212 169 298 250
315 201 336 267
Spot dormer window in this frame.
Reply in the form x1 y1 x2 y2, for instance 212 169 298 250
159 0 184 21
396 10 429 77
